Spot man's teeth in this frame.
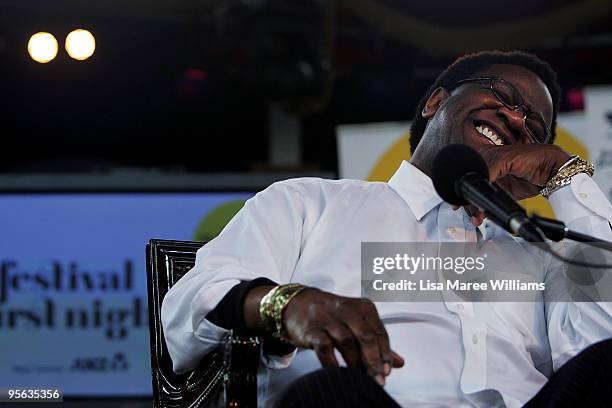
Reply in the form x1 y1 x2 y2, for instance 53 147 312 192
475 125 504 146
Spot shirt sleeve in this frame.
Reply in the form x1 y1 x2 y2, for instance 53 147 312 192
544 173 612 371
160 180 307 374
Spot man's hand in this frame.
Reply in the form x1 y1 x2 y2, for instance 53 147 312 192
456 144 571 225
282 288 404 385
476 143 571 200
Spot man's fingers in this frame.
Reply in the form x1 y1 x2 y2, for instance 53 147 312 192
346 319 384 382
496 175 541 201
471 213 485 227
360 300 408 373
488 164 504 183
462 205 485 227
391 350 405 368
304 329 338 368
479 145 536 184
360 300 393 371
477 144 568 189
475 145 505 182
326 324 361 368
298 294 400 386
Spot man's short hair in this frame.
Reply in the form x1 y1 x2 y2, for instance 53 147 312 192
409 50 561 154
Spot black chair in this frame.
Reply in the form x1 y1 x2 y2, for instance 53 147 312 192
146 239 261 408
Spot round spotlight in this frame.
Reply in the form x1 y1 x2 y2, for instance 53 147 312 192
27 32 59 63
65 29 95 61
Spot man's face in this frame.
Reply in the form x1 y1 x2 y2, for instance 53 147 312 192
419 63 554 154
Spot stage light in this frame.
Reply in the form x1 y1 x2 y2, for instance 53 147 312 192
65 29 95 61
27 32 58 63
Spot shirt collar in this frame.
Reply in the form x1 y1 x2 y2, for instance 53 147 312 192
387 160 444 221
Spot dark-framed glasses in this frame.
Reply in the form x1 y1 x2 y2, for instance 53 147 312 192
453 76 550 143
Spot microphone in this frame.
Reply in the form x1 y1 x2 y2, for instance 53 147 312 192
431 144 544 242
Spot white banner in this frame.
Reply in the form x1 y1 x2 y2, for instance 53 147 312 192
585 86 612 201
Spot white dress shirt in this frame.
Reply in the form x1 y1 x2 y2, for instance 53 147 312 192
161 161 612 408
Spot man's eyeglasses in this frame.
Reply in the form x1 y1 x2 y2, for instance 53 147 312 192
453 76 550 144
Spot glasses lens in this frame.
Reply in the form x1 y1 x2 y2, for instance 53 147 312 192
492 79 521 108
525 114 548 143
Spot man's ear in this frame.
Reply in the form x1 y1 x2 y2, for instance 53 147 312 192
421 87 450 119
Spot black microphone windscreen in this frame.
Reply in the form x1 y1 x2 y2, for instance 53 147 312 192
432 144 490 205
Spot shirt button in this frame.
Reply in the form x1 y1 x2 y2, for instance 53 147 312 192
472 334 479 345
448 227 457 234
578 192 588 199
456 304 464 310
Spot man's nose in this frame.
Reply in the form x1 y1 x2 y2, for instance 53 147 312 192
497 106 528 139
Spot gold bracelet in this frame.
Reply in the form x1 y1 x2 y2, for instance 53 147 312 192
540 155 594 198
259 286 279 332
259 283 308 339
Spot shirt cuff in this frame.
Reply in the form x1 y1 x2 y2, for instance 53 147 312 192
261 346 298 369
205 277 277 330
547 173 612 226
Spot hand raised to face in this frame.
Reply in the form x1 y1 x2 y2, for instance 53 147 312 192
475 143 571 201
454 143 571 226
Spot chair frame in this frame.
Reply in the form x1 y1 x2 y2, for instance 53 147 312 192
146 239 261 408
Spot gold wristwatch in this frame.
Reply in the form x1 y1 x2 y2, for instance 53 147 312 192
540 155 594 198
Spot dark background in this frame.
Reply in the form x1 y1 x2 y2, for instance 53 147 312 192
2 0 612 174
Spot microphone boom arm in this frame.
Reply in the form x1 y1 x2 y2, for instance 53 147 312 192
530 214 612 252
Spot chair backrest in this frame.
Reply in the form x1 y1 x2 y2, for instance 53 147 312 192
146 239 227 408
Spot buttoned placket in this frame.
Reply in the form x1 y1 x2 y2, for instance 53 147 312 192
436 204 488 395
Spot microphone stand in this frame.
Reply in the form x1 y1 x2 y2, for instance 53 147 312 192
530 214 612 252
